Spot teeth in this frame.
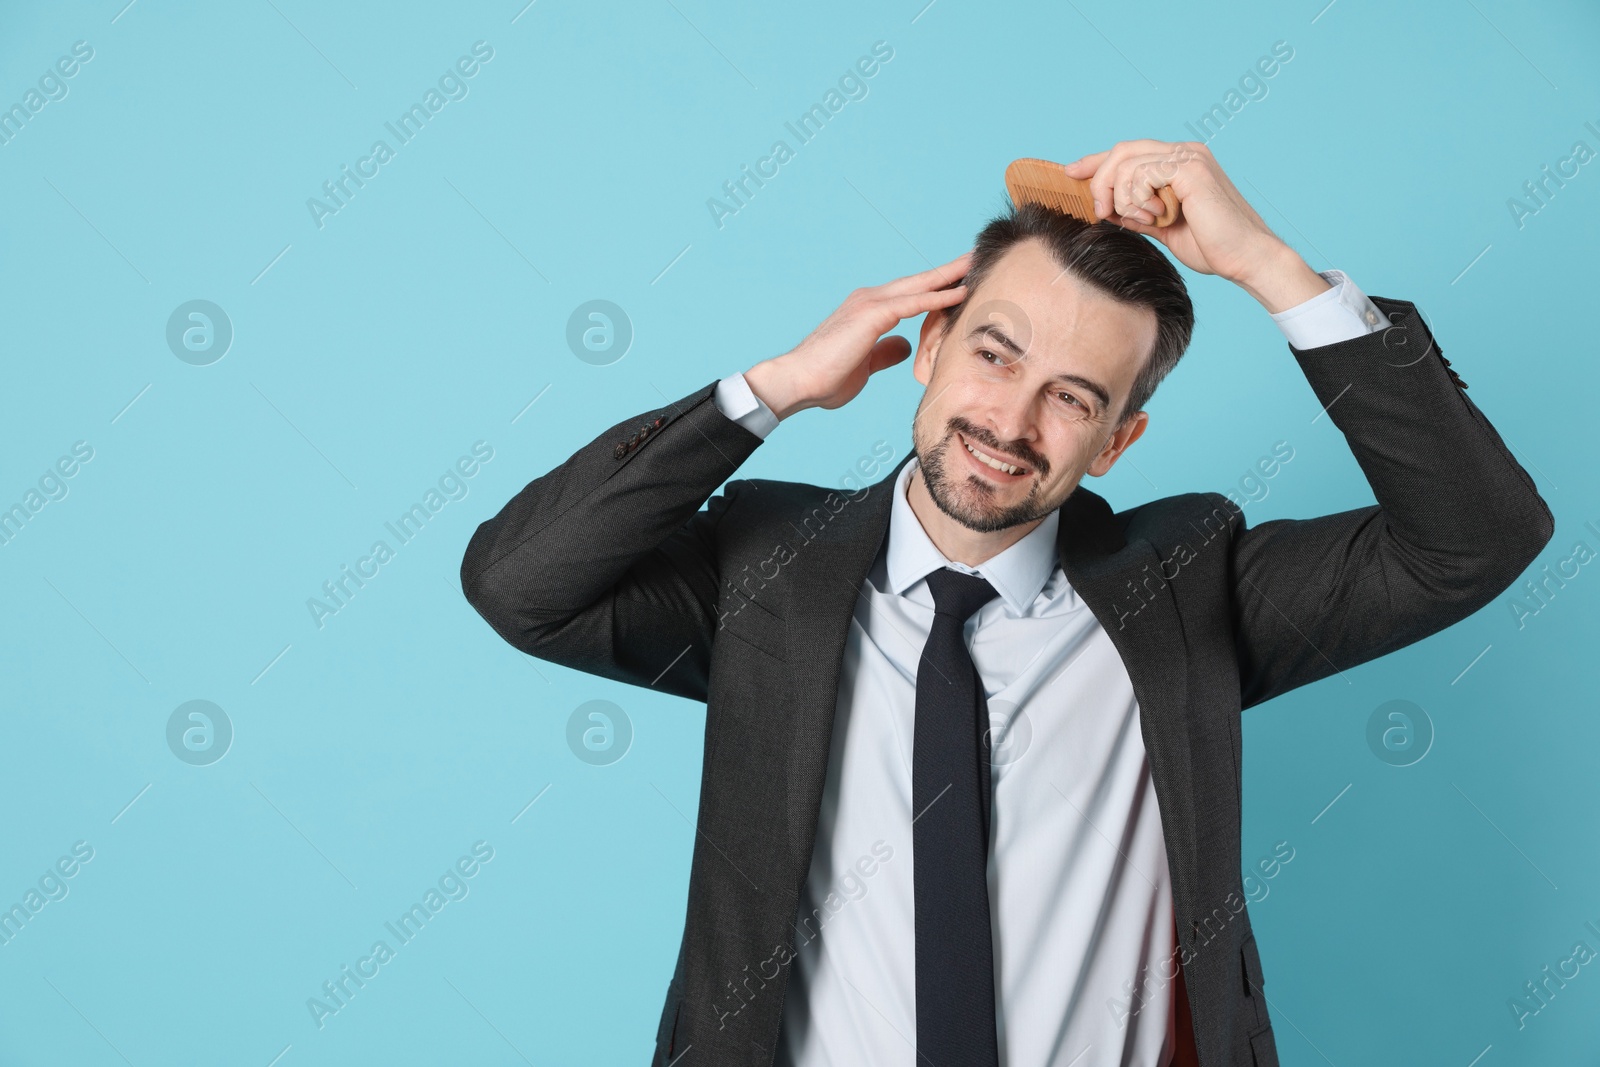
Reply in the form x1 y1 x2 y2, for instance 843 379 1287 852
965 440 1024 475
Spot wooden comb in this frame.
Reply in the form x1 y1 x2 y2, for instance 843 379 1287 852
1005 157 1181 227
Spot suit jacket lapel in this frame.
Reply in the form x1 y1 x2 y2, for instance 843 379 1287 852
1055 487 1198 901
782 457 907 873
781 457 1197 902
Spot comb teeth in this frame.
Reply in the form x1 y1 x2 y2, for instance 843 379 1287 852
1004 158 1099 225
1012 183 1095 223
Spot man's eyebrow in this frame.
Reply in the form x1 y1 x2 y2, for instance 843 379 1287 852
968 322 1027 359
1053 372 1112 414
966 323 1113 414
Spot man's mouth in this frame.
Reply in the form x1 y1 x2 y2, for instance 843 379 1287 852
957 432 1031 479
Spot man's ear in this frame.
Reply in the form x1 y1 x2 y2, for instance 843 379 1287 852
1085 410 1150 478
913 307 951 386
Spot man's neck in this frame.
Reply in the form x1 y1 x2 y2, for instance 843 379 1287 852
905 465 1045 569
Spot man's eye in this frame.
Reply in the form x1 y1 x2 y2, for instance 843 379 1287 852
977 348 1006 366
1058 392 1085 410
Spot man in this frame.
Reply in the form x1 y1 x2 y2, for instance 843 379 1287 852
459 139 1552 1066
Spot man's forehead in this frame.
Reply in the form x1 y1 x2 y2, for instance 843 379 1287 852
961 267 1154 370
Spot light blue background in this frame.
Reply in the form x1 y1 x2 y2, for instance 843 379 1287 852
2 0 1597 1063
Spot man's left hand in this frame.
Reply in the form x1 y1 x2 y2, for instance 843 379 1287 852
1062 140 1329 313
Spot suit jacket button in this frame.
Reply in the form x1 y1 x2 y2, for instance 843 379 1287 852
614 443 628 459
653 416 665 428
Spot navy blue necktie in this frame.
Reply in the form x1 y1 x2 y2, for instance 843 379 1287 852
914 567 1001 1066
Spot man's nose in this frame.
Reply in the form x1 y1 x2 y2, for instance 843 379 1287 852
978 390 1038 454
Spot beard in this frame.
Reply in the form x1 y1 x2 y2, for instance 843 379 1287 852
914 414 1056 533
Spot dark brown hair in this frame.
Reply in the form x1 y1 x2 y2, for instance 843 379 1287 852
941 201 1195 426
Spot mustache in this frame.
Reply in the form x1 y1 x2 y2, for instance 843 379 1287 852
946 417 1049 476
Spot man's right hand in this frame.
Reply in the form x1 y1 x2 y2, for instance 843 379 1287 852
742 252 972 421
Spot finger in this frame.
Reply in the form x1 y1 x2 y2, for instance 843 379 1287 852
857 283 967 335
1120 153 1168 212
1108 152 1160 219
1125 147 1211 214
880 252 973 297
1087 139 1187 220
1087 144 1135 220
1113 153 1177 220
876 284 967 325
903 283 968 310
1112 213 1164 240
1061 151 1109 178
1100 138 1185 159
1111 176 1156 222
1116 154 1194 220
867 334 913 374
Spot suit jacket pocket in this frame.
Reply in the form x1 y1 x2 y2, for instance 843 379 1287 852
1240 932 1267 993
653 981 683 1065
653 1003 681 1066
1248 1023 1281 1067
1240 933 1269 1030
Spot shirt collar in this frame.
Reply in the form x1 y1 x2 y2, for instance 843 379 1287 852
884 456 1061 616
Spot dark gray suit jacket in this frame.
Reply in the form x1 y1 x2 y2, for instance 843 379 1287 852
460 294 1552 1067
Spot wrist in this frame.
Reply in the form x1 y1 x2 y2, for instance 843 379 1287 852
1233 241 1330 315
744 357 813 422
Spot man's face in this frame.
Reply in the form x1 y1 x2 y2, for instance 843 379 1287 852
910 237 1156 533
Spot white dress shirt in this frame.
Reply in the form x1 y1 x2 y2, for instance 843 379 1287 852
709 270 1384 1066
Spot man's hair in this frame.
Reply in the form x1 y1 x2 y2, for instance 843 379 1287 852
940 201 1195 426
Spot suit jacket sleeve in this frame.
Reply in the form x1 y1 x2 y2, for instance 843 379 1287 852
459 379 764 703
1223 295 1554 710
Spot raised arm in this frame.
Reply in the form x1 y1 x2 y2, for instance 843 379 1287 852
459 254 974 701
459 381 761 702
1222 297 1552 708
1066 139 1553 707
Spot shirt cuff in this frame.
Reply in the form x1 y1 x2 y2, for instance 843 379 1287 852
1270 269 1388 350
713 372 780 440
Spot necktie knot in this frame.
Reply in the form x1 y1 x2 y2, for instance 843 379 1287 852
925 567 999 624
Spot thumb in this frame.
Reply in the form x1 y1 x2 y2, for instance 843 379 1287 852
867 333 913 374
1063 150 1109 177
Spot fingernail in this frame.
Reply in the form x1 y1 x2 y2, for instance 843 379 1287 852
1093 199 1103 216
